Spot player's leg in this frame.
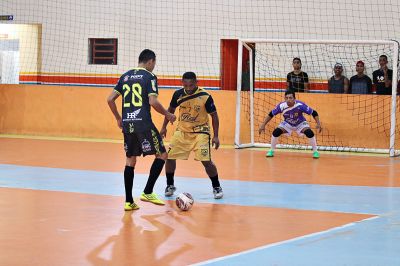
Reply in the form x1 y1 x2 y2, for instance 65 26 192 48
300 126 319 159
123 133 140 211
193 133 223 199
267 123 289 157
164 159 177 196
140 126 167 205
164 130 191 196
201 160 223 199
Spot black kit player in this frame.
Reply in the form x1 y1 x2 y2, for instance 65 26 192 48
107 49 176 211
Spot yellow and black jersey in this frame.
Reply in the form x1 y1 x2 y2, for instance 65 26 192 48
114 67 158 133
170 87 217 133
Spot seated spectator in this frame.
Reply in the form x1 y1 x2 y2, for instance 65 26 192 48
373 55 393 95
328 63 349 93
349 61 372 94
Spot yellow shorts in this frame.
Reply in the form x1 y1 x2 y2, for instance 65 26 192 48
168 130 211 161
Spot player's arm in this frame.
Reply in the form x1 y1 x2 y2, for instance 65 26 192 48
160 106 176 138
210 111 220 149
258 111 274 134
311 110 322 133
205 95 220 149
107 90 122 129
149 95 176 123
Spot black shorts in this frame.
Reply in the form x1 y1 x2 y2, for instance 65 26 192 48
123 126 166 157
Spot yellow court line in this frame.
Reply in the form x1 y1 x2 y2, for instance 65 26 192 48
0 134 122 143
20 72 220 79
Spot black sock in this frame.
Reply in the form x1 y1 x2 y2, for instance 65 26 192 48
166 172 175 186
143 158 165 194
210 174 220 188
124 166 135 203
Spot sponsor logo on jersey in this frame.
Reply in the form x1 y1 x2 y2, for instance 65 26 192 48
151 79 157 91
128 123 135 133
130 75 143 80
181 113 199 122
125 109 142 121
142 139 151 152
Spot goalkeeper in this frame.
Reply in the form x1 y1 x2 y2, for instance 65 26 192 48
258 90 322 158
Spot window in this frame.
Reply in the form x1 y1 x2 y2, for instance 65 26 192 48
88 38 117 65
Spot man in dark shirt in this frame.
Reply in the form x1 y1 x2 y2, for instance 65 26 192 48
373 55 393 95
107 49 176 211
328 63 349 93
349 61 372 94
287 57 309 93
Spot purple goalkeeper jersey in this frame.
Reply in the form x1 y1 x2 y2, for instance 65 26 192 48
271 100 313 127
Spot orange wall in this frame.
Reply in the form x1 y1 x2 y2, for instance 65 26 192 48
0 85 236 143
0 85 398 149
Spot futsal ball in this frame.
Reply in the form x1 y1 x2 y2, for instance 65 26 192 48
175 192 194 211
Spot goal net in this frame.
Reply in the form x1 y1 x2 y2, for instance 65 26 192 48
235 39 399 156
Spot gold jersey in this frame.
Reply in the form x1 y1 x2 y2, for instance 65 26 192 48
170 87 217 133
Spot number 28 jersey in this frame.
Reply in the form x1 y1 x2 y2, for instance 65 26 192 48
113 67 158 133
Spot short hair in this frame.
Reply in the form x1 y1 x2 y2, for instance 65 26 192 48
182 71 197 80
285 90 296 98
293 57 302 63
138 49 156 63
379 54 388 61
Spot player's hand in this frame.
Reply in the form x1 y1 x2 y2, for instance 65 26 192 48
316 124 322 133
117 118 122 129
166 112 176 124
160 127 167 138
212 136 220 150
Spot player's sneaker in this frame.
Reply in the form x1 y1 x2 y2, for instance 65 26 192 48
266 150 274 157
313 151 320 159
140 192 165 205
124 202 140 211
164 185 176 197
213 187 223 199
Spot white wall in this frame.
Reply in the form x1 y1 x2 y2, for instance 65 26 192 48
0 0 399 77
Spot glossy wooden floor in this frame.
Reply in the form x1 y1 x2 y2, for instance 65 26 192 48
0 137 399 265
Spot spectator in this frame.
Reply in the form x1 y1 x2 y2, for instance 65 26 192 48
349 61 372 94
287 57 309 93
373 55 393 95
328 63 349 93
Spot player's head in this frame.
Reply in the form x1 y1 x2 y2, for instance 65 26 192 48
138 49 156 72
284 90 296 106
292 57 302 70
379 55 388 67
334 63 343 75
356 60 365 74
182 72 198 93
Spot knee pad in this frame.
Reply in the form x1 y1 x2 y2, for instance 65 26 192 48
272 128 283 137
303 128 314 138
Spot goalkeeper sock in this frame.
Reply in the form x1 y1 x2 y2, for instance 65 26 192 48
309 136 317 152
271 136 278 151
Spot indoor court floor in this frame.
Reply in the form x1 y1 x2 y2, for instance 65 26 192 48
0 136 399 266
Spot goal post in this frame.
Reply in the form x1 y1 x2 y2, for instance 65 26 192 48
235 39 399 156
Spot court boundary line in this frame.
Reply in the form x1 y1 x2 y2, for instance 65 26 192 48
191 215 379 265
